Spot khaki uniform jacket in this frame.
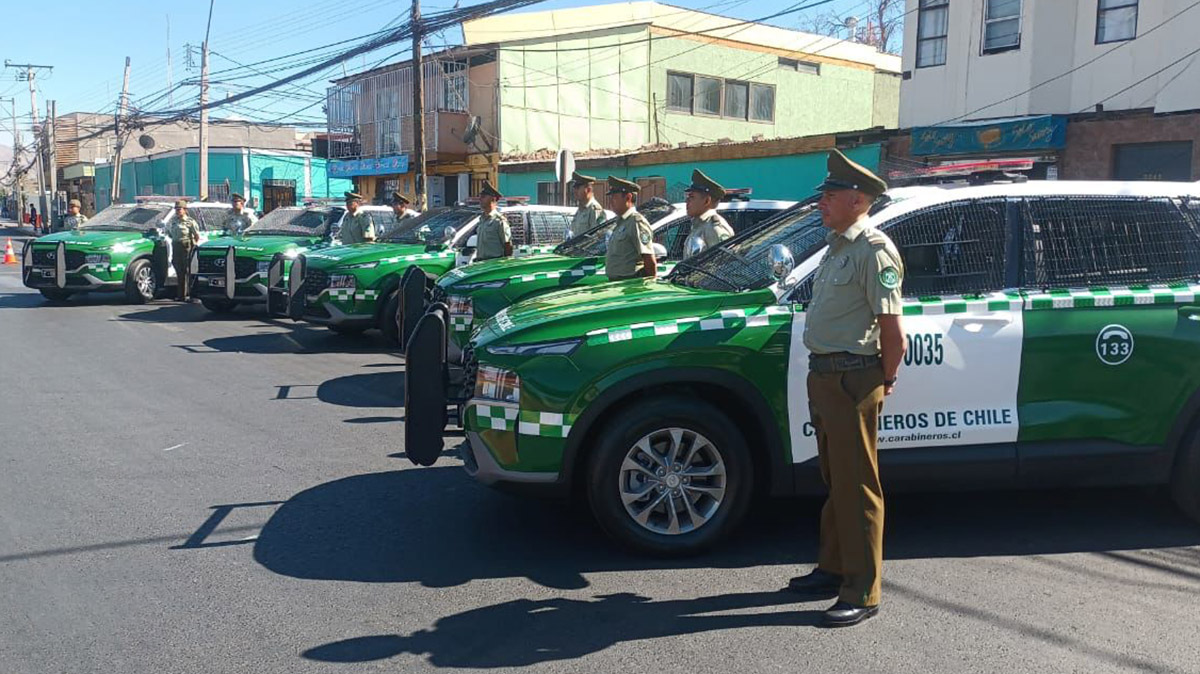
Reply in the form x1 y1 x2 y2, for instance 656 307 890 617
168 215 201 245
226 207 258 236
802 218 904 356
63 213 88 229
605 208 654 280
688 209 734 257
570 199 606 236
340 211 376 245
475 211 511 260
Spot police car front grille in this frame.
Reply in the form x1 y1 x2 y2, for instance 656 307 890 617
461 343 478 401
304 270 329 297
234 257 257 278
197 256 222 274
31 248 54 266
65 251 86 269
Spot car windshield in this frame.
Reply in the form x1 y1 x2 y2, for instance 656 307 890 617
79 205 169 231
381 207 479 244
245 207 337 237
553 204 680 257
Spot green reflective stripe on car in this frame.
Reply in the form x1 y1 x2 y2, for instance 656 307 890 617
379 251 456 265
328 289 354 302
1024 283 1200 310
450 315 473 331
901 291 1024 316
511 265 602 284
585 305 793 346
354 289 380 301
517 410 576 438
469 403 518 431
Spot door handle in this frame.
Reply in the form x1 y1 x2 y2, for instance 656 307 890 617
1178 306 1200 322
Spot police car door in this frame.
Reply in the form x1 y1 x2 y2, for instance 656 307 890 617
787 198 1022 481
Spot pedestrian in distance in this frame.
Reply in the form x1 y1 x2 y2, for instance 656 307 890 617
603 176 656 281
225 194 258 236
568 171 607 237
787 149 905 628
474 181 512 261
29 204 38 234
63 199 88 230
167 200 201 302
339 191 376 245
683 169 734 258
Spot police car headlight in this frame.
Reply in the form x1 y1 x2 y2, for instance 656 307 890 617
486 338 582 357
475 365 520 403
454 279 508 291
329 274 356 289
85 254 110 265
256 260 271 274
344 261 379 269
447 295 473 316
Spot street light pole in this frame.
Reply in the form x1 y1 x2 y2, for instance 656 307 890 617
198 0 215 201
412 0 426 211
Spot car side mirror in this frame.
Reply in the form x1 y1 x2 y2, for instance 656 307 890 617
443 226 457 243
769 244 795 283
685 233 706 258
466 234 478 248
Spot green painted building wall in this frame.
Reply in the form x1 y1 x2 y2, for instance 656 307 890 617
499 143 882 204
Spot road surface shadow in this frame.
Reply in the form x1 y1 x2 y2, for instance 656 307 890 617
315 370 405 408
0 292 47 309
201 328 396 354
119 302 251 323
253 468 1200 591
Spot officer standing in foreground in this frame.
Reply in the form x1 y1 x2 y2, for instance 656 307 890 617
225 194 258 236
167 200 201 302
339 191 376 245
63 199 88 229
603 176 656 281
787 150 904 628
474 181 512 261
569 171 606 237
683 169 734 257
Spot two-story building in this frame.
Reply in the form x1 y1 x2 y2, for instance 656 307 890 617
897 0 1200 182
326 1 902 205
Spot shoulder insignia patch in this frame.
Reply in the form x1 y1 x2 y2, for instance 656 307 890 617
639 229 651 245
878 266 901 289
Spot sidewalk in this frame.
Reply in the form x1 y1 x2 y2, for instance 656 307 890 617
0 217 39 239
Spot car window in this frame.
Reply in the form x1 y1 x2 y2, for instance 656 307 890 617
653 216 691 259
372 210 398 238
886 199 1010 297
504 212 527 246
187 207 211 231
733 209 783 233
527 211 572 245
1021 196 1200 288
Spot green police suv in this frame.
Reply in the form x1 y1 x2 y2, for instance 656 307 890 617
427 199 793 363
278 204 576 342
405 181 1200 555
22 200 232 303
192 204 344 313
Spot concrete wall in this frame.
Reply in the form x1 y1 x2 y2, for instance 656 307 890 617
62 113 301 165
900 0 1200 127
1061 111 1200 180
499 143 882 203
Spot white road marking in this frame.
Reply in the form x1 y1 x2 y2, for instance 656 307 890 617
162 443 187 452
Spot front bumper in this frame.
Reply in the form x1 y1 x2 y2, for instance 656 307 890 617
192 274 269 302
300 288 380 326
460 430 565 496
23 265 125 291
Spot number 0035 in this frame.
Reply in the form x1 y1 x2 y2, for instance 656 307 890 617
904 332 944 366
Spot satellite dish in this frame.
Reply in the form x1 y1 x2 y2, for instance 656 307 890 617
138 134 156 150
461 116 489 151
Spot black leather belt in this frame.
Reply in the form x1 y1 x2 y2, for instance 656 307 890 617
809 352 881 373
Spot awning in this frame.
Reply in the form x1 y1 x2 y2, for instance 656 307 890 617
910 115 1067 157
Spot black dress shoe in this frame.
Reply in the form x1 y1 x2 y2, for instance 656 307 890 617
821 601 879 627
786 568 842 597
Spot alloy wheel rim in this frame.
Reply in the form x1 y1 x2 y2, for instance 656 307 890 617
136 267 154 296
618 427 726 535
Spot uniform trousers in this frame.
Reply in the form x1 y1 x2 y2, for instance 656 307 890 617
172 242 194 300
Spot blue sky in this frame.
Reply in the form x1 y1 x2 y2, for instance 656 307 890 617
0 0 869 148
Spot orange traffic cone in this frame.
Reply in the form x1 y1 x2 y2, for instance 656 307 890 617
2 238 17 265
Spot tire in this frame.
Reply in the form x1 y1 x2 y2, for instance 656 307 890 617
124 259 157 304
1171 424 1200 523
380 291 401 346
586 396 754 557
328 324 367 336
38 288 73 302
200 298 238 313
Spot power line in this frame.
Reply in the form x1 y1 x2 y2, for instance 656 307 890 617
1077 42 1200 113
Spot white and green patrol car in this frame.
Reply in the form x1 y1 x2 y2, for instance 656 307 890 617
405 180 1200 555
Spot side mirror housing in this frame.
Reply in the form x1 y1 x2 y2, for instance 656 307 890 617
684 233 706 258
768 244 795 284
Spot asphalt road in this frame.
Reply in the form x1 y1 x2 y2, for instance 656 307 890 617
2 248 1199 674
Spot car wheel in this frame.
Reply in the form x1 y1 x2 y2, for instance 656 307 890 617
200 298 238 313
1171 424 1200 523
124 259 156 304
38 288 73 302
327 324 367 336
380 291 401 346
586 396 754 557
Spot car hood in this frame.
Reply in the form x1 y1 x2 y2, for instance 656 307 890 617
199 234 320 258
32 229 145 249
440 253 587 288
474 279 752 348
303 242 432 269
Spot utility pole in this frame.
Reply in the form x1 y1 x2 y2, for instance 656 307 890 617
1 97 20 221
198 0 215 202
47 100 57 229
111 57 131 204
5 61 54 230
412 0 427 210
166 15 174 108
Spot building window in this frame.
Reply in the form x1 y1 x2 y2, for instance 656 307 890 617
723 81 748 120
778 57 820 75
667 72 693 112
1096 0 1138 43
440 62 468 112
536 181 562 205
208 183 230 203
983 0 1021 52
694 75 722 116
916 0 950 68
750 83 775 122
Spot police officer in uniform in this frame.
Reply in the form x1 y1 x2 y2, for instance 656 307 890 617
63 199 88 229
569 171 606 237
474 181 512 261
683 169 734 258
391 192 419 223
786 150 904 628
167 199 201 301
225 193 258 236
339 191 376 245
603 176 656 281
